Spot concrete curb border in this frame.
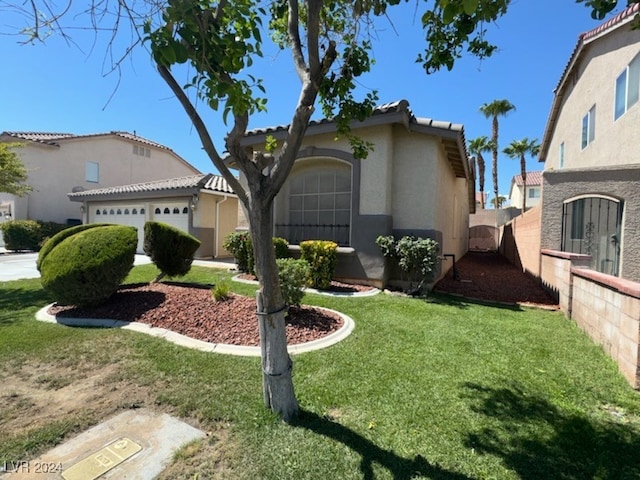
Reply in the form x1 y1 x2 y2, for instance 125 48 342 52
231 274 380 298
35 304 355 357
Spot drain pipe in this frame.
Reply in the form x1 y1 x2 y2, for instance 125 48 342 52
441 254 460 280
215 195 229 258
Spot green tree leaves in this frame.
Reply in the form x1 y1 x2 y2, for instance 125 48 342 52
0 143 32 196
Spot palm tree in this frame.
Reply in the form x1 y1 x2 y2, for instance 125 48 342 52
468 136 492 209
503 137 541 212
479 99 516 209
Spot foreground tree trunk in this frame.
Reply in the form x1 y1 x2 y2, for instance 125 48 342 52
249 195 299 422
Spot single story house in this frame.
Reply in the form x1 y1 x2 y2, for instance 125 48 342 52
235 99 474 288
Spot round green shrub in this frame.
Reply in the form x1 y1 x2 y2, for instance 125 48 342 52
37 223 109 271
299 240 338 290
39 225 138 306
143 221 201 279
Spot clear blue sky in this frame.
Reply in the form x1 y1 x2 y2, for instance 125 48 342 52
0 1 612 203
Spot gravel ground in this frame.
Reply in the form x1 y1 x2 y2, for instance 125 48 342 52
49 282 343 346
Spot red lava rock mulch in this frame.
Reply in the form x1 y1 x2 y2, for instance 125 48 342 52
48 282 343 346
434 251 559 308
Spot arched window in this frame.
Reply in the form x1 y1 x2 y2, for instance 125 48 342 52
109 209 115 215
173 207 180 214
96 210 101 215
562 195 622 276
132 208 138 215
140 208 145 215
116 209 122 215
124 209 130 215
155 208 161 214
182 207 189 214
102 209 108 215
164 207 170 214
279 161 352 246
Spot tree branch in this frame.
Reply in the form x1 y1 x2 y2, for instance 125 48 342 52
287 0 308 81
306 0 322 78
156 64 248 204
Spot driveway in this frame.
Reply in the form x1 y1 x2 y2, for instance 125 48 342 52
0 250 153 282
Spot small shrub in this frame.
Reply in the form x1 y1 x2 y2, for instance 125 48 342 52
223 231 253 273
224 233 289 275
273 237 290 259
0 220 41 251
277 258 310 306
144 221 201 282
299 240 338 290
376 234 440 294
211 282 230 301
39 225 137 306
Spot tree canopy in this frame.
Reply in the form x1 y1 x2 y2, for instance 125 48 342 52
0 143 31 196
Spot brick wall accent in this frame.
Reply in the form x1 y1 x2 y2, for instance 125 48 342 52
541 249 640 388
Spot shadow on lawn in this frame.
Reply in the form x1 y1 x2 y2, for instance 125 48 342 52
0 284 52 326
427 292 523 312
293 409 473 480
462 382 640 479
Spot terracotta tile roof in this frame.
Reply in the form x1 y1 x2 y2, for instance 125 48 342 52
513 171 543 186
68 173 235 198
539 3 640 160
2 131 174 152
244 100 413 137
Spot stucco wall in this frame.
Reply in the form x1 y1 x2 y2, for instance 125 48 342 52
543 27 640 171
541 166 640 282
0 136 199 224
216 196 238 258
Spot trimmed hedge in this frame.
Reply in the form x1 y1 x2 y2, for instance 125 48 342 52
39 225 137 306
143 221 201 280
299 240 338 290
1 220 41 251
1 220 69 252
37 224 110 270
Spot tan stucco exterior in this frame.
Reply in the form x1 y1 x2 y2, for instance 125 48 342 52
0 132 200 224
539 6 640 282
236 101 471 286
542 27 640 171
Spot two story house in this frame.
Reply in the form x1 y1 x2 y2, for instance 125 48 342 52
0 131 201 225
538 4 640 281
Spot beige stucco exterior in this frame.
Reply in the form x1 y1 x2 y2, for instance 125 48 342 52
539 5 640 282
542 27 640 171
236 101 472 286
508 183 541 211
0 132 200 225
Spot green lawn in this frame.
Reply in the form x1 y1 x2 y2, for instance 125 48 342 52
2 264 640 479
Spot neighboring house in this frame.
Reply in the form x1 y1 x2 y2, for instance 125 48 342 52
538 4 640 281
508 171 543 211
235 100 474 287
0 131 201 225
67 174 238 258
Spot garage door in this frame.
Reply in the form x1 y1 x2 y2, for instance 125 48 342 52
151 203 190 233
92 205 147 252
